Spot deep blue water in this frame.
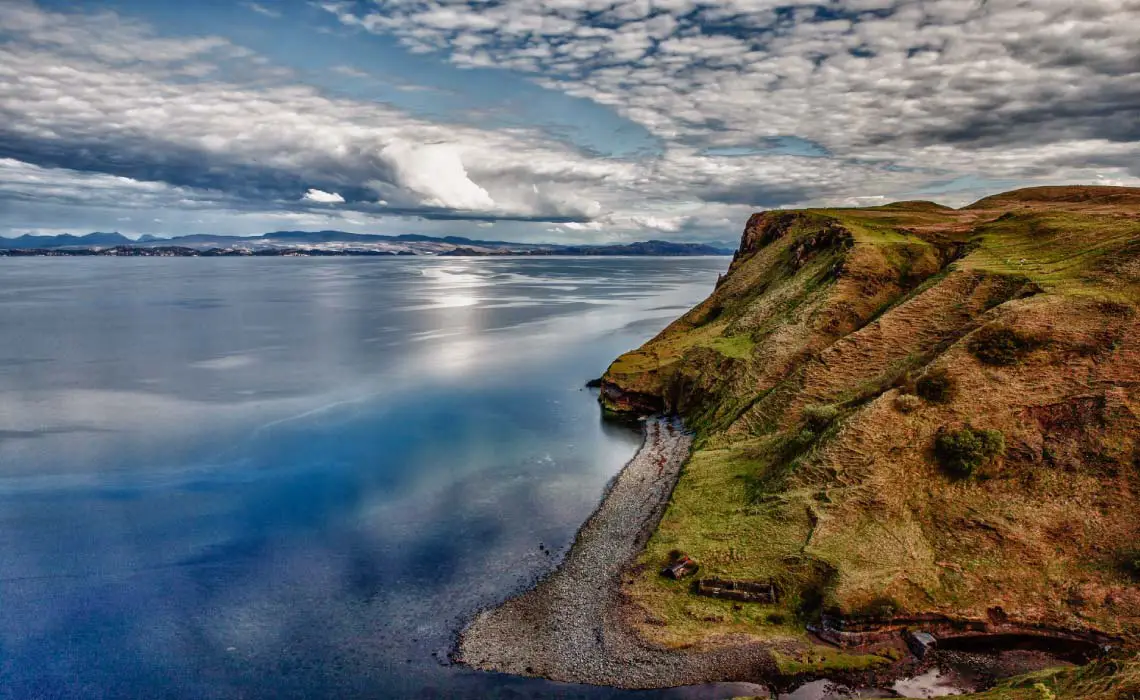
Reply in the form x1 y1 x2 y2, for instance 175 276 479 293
0 257 779 699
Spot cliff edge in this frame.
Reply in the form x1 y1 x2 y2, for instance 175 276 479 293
600 186 1140 680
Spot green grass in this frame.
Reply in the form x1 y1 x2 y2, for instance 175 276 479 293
960 654 1140 699
827 215 933 247
703 334 756 359
628 442 820 644
607 321 726 374
640 443 815 577
965 212 1140 296
773 647 895 675
817 207 955 243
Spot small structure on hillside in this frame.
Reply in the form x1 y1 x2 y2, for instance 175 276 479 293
694 577 776 603
906 631 938 659
661 552 699 580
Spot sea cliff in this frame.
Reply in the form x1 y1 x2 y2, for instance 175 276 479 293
463 186 1140 696
599 185 1140 695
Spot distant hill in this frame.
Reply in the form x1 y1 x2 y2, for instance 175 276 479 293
965 185 1140 210
868 200 955 212
0 232 134 249
0 230 733 256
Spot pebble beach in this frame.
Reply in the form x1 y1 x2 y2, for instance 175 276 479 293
456 417 777 689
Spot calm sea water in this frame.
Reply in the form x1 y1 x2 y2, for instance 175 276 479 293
0 257 780 699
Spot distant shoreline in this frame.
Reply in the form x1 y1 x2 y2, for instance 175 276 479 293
0 234 734 258
0 246 732 258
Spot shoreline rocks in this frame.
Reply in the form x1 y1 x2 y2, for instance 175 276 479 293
455 417 777 688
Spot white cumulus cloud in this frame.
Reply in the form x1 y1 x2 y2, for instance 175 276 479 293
302 188 345 204
378 140 495 211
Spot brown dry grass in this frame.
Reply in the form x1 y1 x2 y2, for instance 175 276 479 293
601 187 1140 662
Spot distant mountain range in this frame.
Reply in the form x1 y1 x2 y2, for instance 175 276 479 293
0 231 733 257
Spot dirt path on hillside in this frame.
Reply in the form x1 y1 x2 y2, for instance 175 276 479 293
456 417 777 689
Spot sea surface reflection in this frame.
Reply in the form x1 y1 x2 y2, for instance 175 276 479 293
0 256 757 699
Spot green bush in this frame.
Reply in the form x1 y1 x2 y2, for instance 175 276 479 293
801 403 840 431
935 425 1006 478
968 325 1042 366
915 367 956 403
892 370 917 395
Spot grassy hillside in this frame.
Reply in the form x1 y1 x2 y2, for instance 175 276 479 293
600 186 1140 663
961 652 1140 699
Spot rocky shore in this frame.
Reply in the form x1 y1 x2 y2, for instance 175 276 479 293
456 417 777 689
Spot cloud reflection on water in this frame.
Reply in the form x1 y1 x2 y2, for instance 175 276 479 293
0 256 732 699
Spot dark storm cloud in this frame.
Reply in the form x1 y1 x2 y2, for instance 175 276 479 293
698 183 819 208
0 137 312 204
915 93 1140 149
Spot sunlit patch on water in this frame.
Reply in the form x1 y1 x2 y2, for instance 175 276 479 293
0 256 741 700
433 292 480 308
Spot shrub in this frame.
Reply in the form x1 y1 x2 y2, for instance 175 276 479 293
894 394 922 414
766 612 788 626
801 403 840 431
1119 549 1140 582
915 367 956 403
788 428 818 454
935 425 1006 478
968 324 1043 366
892 371 917 395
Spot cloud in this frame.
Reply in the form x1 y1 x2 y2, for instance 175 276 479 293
0 158 218 209
244 3 282 19
2 0 1139 244
325 0 1140 193
329 64 369 79
377 141 495 210
0 0 243 66
302 188 346 204
0 2 629 224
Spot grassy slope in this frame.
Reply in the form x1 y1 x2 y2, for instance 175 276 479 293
600 187 1140 666
961 652 1140 699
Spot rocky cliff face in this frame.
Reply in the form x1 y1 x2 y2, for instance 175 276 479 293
601 187 1140 658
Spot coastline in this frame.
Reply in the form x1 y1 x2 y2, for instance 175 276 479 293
455 416 777 689
454 416 1104 697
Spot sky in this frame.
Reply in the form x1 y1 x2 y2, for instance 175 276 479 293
1 0 1138 243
